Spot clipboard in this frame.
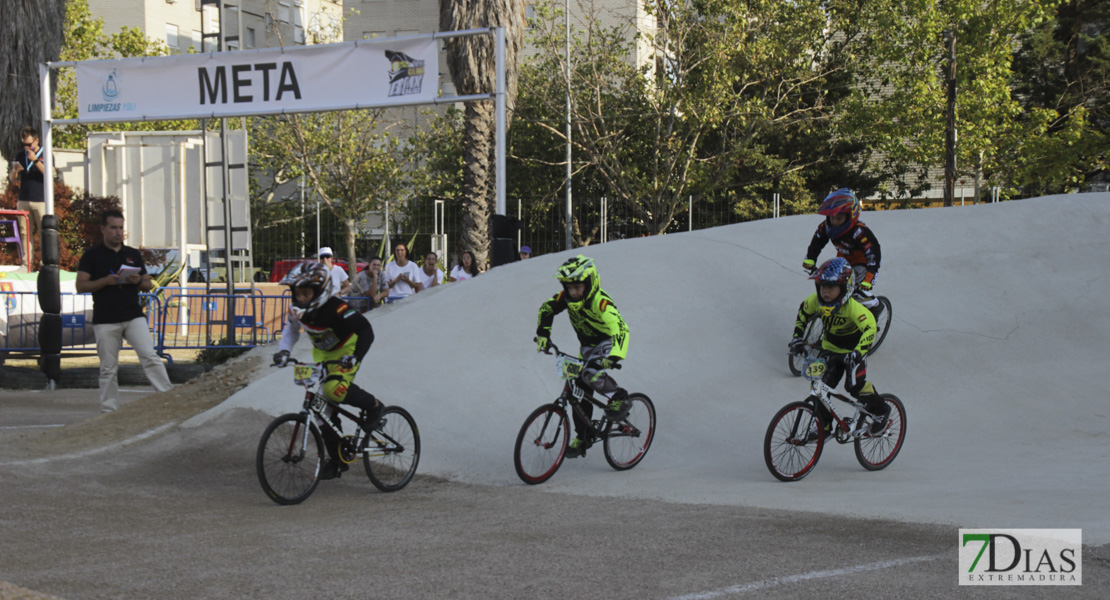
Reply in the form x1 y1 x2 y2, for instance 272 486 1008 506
116 265 142 280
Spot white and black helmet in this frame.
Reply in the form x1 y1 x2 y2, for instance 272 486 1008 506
281 261 333 319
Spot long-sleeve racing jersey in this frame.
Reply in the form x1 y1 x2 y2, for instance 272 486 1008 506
537 289 629 359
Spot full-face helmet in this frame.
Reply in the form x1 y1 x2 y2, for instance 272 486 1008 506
555 255 599 307
817 188 861 239
810 257 854 316
281 261 333 319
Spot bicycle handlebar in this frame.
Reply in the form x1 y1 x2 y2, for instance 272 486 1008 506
537 341 621 369
272 358 345 368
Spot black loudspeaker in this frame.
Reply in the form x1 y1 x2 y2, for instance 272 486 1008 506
40 313 62 355
492 214 521 239
40 216 59 266
40 353 61 382
37 265 61 314
490 238 516 268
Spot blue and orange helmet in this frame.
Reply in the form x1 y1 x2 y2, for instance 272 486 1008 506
817 188 861 238
810 257 854 316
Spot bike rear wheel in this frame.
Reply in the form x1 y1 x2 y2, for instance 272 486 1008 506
514 404 569 484
867 296 893 355
788 317 824 376
256 413 323 505
363 406 420 492
854 393 906 470
764 401 824 481
603 393 656 470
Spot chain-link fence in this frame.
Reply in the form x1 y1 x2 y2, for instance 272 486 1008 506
249 193 783 274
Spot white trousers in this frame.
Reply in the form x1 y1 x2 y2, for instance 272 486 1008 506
94 317 173 412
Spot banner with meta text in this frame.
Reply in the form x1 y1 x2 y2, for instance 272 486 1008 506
75 37 436 122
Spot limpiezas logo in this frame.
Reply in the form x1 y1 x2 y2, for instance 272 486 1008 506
959 529 1081 585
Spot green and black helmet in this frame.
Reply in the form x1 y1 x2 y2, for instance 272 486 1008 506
555 254 600 306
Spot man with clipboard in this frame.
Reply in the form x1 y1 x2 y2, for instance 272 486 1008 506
75 209 172 412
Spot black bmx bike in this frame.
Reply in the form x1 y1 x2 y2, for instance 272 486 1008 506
513 344 656 484
256 359 420 504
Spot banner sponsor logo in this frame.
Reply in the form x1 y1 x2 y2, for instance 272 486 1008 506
75 37 438 122
386 50 425 97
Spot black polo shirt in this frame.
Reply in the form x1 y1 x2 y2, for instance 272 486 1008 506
77 243 147 324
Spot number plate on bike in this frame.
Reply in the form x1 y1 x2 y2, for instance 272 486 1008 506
293 365 314 384
557 355 584 381
308 394 329 413
803 357 827 381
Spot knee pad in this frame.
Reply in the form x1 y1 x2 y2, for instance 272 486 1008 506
321 376 350 403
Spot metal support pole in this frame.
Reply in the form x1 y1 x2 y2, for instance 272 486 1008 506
564 2 573 251
944 30 957 208
495 26 506 216
601 197 607 243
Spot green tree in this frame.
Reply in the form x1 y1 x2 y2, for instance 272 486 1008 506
519 0 880 236
250 111 412 279
847 0 1071 200
1009 0 1108 194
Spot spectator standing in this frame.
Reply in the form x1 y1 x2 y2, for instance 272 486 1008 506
448 250 480 282
519 245 532 260
352 256 389 310
318 247 351 297
8 126 48 254
384 242 423 299
75 209 173 413
419 252 444 290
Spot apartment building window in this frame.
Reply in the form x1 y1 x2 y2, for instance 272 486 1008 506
525 5 536 29
192 30 202 52
278 2 291 23
166 24 179 49
247 27 256 48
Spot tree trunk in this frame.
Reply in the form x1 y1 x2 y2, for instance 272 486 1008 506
460 101 494 266
344 217 358 281
439 0 524 267
0 0 66 162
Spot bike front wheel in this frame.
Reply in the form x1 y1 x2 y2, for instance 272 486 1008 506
604 393 656 470
867 296 893 355
854 393 906 471
256 413 323 505
363 406 420 492
764 401 824 481
514 404 570 484
788 317 824 376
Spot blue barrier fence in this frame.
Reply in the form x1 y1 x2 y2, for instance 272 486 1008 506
0 287 344 363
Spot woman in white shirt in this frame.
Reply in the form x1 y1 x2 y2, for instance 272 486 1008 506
449 250 480 282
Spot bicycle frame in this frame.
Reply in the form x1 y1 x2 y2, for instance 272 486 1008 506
801 356 885 442
282 359 394 461
546 347 624 441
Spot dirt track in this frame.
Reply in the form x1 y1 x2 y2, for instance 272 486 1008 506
1 357 1106 599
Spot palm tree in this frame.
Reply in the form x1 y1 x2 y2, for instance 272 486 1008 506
0 0 67 163
439 0 525 267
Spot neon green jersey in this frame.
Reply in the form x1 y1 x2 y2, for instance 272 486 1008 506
536 288 629 359
794 293 876 354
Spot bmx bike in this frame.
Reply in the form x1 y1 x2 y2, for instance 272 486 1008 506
513 343 656 484
256 358 420 504
765 354 906 482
